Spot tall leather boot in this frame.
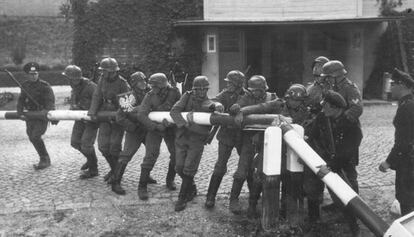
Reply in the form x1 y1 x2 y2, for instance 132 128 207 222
34 155 51 170
229 178 245 215
112 162 128 195
247 178 262 219
307 199 320 223
205 174 223 209
80 151 98 179
175 175 192 212
186 178 197 202
103 155 116 183
138 168 151 200
166 163 176 190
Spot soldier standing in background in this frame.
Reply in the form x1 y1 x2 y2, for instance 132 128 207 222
204 70 247 209
170 76 224 212
306 56 330 113
17 62 56 170
62 65 99 179
136 73 181 200
379 68 414 215
87 57 130 183
227 75 277 214
111 71 150 195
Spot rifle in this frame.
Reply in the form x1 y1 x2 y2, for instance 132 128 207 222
168 61 179 87
3 69 41 110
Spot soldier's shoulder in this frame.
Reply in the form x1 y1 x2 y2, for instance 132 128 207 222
343 79 359 89
39 79 51 87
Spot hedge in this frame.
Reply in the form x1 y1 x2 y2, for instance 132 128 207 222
0 71 69 87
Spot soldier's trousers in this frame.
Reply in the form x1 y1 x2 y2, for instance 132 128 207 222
233 134 255 181
26 120 49 158
71 121 98 156
175 132 205 177
97 122 124 158
212 141 242 177
119 130 146 164
141 127 175 171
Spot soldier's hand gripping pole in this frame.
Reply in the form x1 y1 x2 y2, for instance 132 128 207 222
278 118 389 237
3 69 41 110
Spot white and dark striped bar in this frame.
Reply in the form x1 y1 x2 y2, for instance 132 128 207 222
261 126 282 231
280 123 389 237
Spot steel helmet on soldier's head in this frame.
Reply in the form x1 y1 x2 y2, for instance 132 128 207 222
130 71 146 84
284 84 308 101
62 65 82 79
192 76 210 89
311 56 329 69
148 73 168 88
98 57 120 72
224 70 245 87
320 60 347 77
248 75 268 91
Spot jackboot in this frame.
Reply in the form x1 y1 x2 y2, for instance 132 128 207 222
205 174 223 209
138 168 151 200
229 178 245 215
247 179 262 219
80 151 99 179
166 163 176 190
112 162 128 195
33 155 51 170
175 175 192 212
307 199 320 223
186 179 197 202
103 155 116 184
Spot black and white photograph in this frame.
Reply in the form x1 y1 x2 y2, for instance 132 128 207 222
0 0 414 236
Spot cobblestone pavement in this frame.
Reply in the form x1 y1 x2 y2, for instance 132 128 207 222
0 98 398 215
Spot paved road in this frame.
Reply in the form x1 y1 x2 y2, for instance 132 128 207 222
0 102 397 215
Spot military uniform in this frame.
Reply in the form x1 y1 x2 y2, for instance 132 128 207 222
17 62 55 170
136 84 181 198
88 74 130 178
386 93 414 215
333 78 363 123
69 78 99 175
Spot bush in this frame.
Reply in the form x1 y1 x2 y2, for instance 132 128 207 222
0 71 68 87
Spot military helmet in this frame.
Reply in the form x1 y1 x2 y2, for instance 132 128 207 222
224 70 245 87
322 90 347 108
284 84 308 101
248 75 268 91
98 57 120 72
320 60 347 77
148 73 168 88
130 71 146 84
311 56 329 69
192 76 210 89
23 62 40 74
62 65 82 79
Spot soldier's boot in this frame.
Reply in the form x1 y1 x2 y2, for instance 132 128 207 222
166 163 176 191
103 155 116 184
229 178 245 215
112 162 128 195
205 174 223 209
80 151 99 179
138 168 151 200
175 175 192 212
302 199 321 233
186 179 197 202
247 180 262 219
34 155 51 170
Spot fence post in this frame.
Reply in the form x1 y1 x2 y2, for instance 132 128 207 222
261 126 282 231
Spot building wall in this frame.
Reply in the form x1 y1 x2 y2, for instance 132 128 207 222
0 0 67 16
201 28 220 97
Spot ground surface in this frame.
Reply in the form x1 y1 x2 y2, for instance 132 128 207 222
0 87 401 236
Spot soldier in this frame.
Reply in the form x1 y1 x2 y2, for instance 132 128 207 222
227 75 277 214
170 76 224 211
87 57 130 183
306 90 362 236
17 62 56 170
62 65 99 179
136 73 181 200
204 70 247 209
111 71 150 195
379 68 414 215
306 56 330 113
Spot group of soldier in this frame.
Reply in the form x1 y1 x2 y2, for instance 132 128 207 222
14 54 414 237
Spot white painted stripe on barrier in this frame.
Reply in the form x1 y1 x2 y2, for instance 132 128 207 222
148 111 212 125
322 172 358 205
283 130 326 174
148 111 174 123
0 111 6 119
47 110 91 121
286 124 304 172
263 126 282 176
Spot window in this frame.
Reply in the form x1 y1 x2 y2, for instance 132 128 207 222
207 34 216 53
